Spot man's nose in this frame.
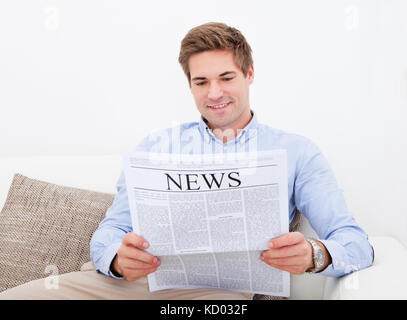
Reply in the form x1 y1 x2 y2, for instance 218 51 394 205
208 81 223 100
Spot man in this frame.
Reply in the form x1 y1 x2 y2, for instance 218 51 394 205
0 22 373 300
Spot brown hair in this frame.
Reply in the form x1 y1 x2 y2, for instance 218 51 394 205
178 22 253 85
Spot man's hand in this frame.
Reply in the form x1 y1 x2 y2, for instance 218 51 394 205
111 232 161 281
260 232 314 275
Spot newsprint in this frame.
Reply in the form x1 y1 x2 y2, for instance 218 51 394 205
123 150 290 297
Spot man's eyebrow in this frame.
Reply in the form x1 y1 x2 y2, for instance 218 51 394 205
191 71 237 82
219 71 236 77
191 76 206 81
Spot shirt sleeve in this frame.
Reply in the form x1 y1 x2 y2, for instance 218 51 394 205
89 170 131 279
294 139 374 277
89 134 157 279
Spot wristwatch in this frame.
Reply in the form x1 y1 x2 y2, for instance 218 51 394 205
306 238 325 273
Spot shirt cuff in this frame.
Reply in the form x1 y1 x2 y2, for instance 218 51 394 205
316 239 356 278
99 242 123 280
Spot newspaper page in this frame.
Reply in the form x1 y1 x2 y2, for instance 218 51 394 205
123 150 290 297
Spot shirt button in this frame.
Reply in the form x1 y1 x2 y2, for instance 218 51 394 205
341 262 345 267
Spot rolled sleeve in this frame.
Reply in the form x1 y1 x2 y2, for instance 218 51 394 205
318 236 374 277
317 239 353 277
93 242 123 279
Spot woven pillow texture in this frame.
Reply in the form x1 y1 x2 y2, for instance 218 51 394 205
0 173 114 292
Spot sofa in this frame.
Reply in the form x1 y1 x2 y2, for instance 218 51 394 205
1 154 406 299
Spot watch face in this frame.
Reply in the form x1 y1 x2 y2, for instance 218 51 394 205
315 249 324 267
307 239 325 272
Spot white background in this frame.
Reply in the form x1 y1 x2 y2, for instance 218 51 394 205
0 1 406 247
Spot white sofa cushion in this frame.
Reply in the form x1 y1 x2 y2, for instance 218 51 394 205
323 236 407 299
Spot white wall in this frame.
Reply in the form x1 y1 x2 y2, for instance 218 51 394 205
1 1 406 246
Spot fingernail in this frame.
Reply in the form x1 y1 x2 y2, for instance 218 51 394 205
153 257 157 264
268 241 273 248
143 242 149 248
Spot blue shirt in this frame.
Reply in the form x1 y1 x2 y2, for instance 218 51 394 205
90 111 374 278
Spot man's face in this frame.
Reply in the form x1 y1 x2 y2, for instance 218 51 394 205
188 49 254 132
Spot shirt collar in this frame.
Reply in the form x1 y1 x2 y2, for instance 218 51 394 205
198 110 259 145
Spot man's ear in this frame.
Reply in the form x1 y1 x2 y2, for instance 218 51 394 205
247 65 254 84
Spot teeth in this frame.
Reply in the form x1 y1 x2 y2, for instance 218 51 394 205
208 102 229 109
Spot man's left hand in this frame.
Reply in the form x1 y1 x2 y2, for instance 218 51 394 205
260 232 314 274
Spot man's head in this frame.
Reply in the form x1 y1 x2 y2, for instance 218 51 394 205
178 22 254 136
178 22 253 85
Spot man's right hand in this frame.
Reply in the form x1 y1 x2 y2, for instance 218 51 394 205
111 232 161 281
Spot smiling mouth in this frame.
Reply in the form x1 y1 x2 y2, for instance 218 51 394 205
207 101 231 110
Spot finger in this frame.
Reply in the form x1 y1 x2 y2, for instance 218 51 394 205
263 256 302 266
268 232 304 249
123 232 150 249
262 256 307 267
121 246 160 266
120 257 161 270
260 256 299 266
262 242 308 259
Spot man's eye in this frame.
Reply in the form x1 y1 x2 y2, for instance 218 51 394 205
196 82 206 86
223 77 233 81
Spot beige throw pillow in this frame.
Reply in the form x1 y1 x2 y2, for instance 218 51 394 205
0 173 114 292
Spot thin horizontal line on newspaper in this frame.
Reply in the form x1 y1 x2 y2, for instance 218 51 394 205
132 183 278 193
129 164 277 172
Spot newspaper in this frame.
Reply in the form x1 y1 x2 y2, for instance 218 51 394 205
123 150 290 297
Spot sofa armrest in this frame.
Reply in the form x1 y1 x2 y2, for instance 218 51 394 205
323 236 407 299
